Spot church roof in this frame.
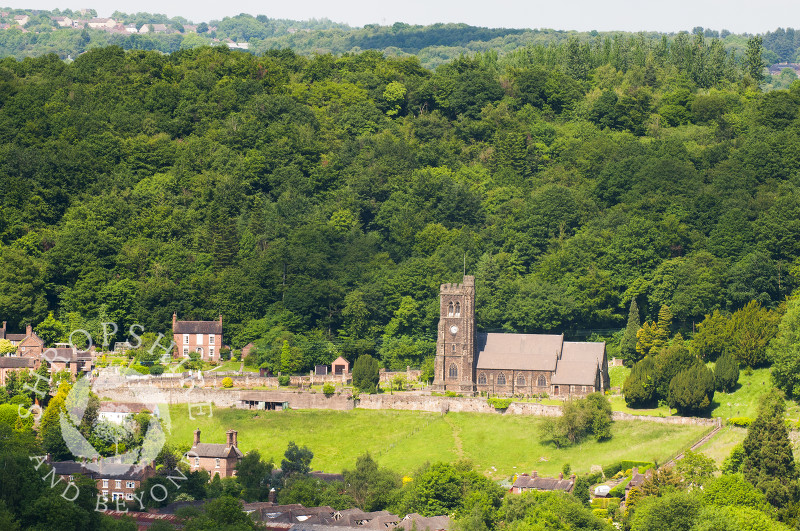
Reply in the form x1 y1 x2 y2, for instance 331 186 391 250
561 342 605 365
551 361 599 385
475 333 563 371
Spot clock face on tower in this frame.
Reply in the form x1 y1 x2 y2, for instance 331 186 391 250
450 325 458 335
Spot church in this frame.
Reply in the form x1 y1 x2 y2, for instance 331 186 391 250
433 276 609 397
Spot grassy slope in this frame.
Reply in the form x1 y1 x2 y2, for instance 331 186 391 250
165 406 708 479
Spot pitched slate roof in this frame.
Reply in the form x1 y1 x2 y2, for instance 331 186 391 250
551 342 605 386
173 320 223 334
0 356 36 368
402 514 451 531
561 342 605 366
5 333 27 341
513 472 574 493
191 443 243 459
475 333 563 371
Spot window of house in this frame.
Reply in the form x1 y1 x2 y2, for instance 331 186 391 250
537 375 546 387
449 364 458 379
209 335 215 345
115 480 121 489
102 479 108 488
126 492 133 500
517 374 525 386
183 334 189 345
126 481 135 489
497 373 506 385
68 475 73 482
448 302 454 316
102 491 108 500
183 347 189 356
196 333 203 344
478 373 487 385
209 347 215 358
454 302 460 317
194 458 200 467
215 458 220 468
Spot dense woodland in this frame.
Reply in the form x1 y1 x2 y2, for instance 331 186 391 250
2 30 800 375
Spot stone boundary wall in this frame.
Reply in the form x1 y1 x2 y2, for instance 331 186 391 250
92 385 721 427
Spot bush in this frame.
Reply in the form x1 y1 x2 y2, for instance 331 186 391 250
149 364 165 376
219 347 231 361
323 383 335 397
222 377 234 388
278 375 291 386
668 363 715 415
727 416 753 427
130 364 150 374
444 390 460 397
488 397 512 409
604 461 653 477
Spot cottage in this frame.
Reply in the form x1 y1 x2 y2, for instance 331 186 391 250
87 17 116 29
173 313 223 361
52 16 72 27
186 428 243 478
0 356 37 385
433 276 609 397
48 459 155 503
13 15 29 26
624 467 652 503
511 471 575 494
1 322 45 358
44 344 93 377
98 402 160 425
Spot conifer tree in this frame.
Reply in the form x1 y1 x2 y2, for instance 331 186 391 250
742 391 798 507
621 298 640 366
714 352 739 392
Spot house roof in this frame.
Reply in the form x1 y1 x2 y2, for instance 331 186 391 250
44 348 91 363
50 460 151 480
402 514 451 531
551 361 599 386
173 321 222 334
332 356 349 366
0 356 35 368
475 333 563 371
190 443 243 459
5 333 27 341
513 473 574 493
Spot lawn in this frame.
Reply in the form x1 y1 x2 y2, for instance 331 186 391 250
164 406 710 479
709 367 779 419
694 425 746 465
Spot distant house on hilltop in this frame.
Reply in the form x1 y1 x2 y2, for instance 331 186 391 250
173 313 223 361
511 471 576 494
769 63 800 77
87 17 116 29
52 16 72 28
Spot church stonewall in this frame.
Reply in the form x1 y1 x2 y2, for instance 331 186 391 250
433 275 610 397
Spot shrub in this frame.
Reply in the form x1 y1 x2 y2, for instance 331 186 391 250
278 375 291 386
727 417 753 427
353 355 380 393
222 377 234 388
219 347 231 361
488 397 513 409
323 383 335 397
130 364 149 375
444 390 460 397
149 364 165 376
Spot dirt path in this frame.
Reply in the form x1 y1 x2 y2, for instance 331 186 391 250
444 416 465 458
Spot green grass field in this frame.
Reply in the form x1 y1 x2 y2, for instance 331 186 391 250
164 406 710 479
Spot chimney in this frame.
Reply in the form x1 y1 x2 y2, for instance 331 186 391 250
45 453 52 464
2 321 6 330
193 428 201 446
269 488 276 503
232 430 238 447
570 474 576 481
219 314 223 326
226 430 234 447
559 472 564 480
26 324 32 337
173 312 178 329
532 471 538 478
632 467 639 476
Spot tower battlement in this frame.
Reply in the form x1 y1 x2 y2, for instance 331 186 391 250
440 276 475 294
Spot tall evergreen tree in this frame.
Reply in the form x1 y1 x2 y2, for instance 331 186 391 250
714 352 739 392
742 391 798 507
745 36 765 83
621 298 640 366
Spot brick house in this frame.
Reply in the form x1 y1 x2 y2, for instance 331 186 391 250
511 471 576 494
49 459 155 503
433 276 609 397
187 429 243 478
173 313 223 362
0 356 37 385
1 322 45 358
44 344 93 377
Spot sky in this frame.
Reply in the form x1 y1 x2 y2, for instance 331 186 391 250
4 0 800 34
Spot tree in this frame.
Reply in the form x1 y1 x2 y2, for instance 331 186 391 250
624 356 657 408
0 339 16 355
742 390 798 507
352 354 380 394
745 36 765 83
39 383 71 460
714 352 739 392
541 392 613 446
281 442 313 478
668 363 715 415
630 491 701 531
692 310 730 362
342 453 401 511
35 312 65 348
675 450 717 487
621 298 640 365
727 301 778 368
235 450 272 502
572 476 590 506
769 296 800 398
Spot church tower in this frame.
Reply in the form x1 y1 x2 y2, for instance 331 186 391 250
433 275 476 394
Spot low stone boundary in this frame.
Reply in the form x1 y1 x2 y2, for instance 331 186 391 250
93 385 721 427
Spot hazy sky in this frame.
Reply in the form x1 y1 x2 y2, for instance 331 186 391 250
5 1 800 33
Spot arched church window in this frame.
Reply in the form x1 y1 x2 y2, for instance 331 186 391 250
537 374 546 387
517 374 525 386
478 373 487 385
449 364 458 379
497 373 506 385
448 302 454 316
454 302 461 317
